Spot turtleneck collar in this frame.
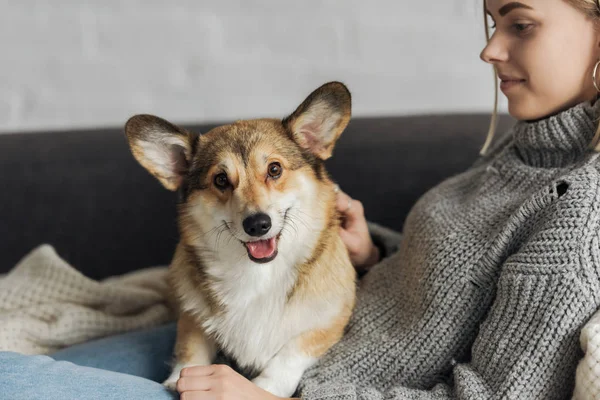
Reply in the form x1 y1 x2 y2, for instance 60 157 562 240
511 100 600 168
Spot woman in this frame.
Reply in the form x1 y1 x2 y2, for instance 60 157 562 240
4 0 600 398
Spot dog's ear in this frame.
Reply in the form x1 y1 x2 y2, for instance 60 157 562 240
124 114 194 191
283 81 351 160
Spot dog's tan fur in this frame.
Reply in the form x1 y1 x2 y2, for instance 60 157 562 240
125 82 356 397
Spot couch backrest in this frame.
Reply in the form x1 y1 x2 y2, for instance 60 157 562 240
0 113 514 278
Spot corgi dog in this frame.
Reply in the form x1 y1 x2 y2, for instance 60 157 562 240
124 81 357 398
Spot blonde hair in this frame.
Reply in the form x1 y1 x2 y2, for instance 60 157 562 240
479 0 600 156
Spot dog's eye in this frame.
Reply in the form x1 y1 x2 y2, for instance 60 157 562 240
214 173 229 189
268 162 282 179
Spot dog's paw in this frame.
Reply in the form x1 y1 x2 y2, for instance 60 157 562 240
252 376 295 398
252 376 275 394
162 377 178 392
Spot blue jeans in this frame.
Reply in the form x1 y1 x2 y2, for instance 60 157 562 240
0 323 179 400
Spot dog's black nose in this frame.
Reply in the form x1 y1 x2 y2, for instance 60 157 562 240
243 213 272 237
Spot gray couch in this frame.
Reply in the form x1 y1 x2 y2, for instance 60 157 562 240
0 113 513 279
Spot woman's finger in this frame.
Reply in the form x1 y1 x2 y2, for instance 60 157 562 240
336 191 360 218
336 190 352 213
181 365 218 377
177 376 212 392
336 192 356 230
180 391 216 400
337 193 364 227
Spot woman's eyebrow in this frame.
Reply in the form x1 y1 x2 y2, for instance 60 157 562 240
486 2 534 17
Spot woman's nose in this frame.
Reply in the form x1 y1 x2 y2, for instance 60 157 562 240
480 34 509 64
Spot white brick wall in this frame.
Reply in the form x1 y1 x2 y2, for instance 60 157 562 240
0 0 507 134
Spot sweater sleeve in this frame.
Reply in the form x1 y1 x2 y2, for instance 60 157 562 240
298 233 600 400
367 221 402 259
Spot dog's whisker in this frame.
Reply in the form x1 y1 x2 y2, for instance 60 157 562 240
205 222 226 236
286 212 299 236
225 234 236 246
285 218 299 237
213 225 227 244
214 229 225 253
281 225 297 242
295 208 319 225
215 221 241 253
288 212 311 232
295 213 313 229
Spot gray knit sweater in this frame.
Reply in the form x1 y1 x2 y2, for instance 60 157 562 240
298 100 600 400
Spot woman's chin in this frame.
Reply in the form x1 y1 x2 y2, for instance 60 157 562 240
507 102 539 122
508 100 559 122
508 95 596 122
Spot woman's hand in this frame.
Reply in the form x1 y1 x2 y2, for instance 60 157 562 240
334 186 380 272
176 364 298 400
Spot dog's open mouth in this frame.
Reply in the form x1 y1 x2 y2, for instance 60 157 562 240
244 235 279 264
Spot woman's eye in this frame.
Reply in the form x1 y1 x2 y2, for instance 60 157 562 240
214 173 229 189
268 162 282 179
514 23 533 33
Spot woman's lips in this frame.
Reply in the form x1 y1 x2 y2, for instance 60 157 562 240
500 79 526 92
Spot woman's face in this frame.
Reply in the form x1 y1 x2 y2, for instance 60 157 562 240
481 0 600 121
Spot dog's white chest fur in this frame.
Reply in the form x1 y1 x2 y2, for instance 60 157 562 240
208 261 292 369
181 255 316 371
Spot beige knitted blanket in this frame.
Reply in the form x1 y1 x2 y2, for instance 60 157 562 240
0 244 175 355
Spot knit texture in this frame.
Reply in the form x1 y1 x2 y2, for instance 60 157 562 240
0 245 174 354
298 100 600 400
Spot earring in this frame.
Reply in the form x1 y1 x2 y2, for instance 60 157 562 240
593 60 600 93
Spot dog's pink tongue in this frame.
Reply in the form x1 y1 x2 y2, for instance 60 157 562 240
246 237 277 259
